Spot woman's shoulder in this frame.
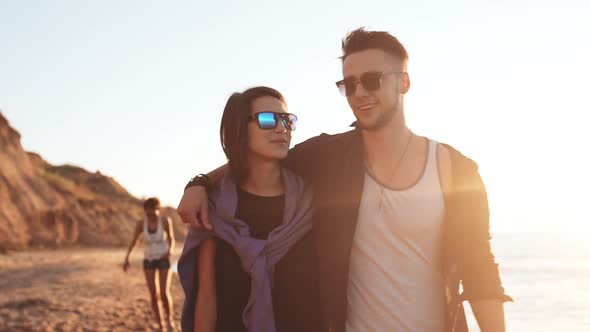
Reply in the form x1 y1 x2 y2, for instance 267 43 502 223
160 215 172 225
282 168 311 186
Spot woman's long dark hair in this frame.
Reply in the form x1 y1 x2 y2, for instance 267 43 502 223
219 86 286 184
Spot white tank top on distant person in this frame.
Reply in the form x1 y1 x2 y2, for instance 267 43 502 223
143 216 169 260
346 139 446 332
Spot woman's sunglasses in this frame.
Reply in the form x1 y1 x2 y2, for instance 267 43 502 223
335 70 404 96
248 112 298 131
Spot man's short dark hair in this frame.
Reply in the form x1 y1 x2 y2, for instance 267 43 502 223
219 86 286 184
143 197 160 209
341 27 409 66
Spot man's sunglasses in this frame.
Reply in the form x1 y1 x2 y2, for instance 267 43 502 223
335 71 404 96
248 112 298 131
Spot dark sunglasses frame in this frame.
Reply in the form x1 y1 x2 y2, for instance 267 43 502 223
335 70 404 96
247 111 298 131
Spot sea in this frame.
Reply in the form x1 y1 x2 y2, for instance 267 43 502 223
464 231 590 331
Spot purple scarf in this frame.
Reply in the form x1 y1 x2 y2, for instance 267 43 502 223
178 169 313 332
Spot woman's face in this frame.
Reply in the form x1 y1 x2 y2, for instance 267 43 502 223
247 96 291 162
144 206 160 219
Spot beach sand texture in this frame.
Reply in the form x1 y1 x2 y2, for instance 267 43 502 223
0 246 185 332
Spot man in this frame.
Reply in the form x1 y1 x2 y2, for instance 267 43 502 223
178 28 510 332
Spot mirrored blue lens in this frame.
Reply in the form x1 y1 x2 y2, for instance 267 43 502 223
284 114 297 131
257 112 277 129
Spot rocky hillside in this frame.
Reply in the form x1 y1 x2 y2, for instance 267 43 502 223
0 112 186 251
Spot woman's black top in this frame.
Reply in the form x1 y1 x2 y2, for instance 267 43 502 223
213 188 321 332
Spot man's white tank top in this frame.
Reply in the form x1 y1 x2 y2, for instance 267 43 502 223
143 216 169 260
346 139 446 332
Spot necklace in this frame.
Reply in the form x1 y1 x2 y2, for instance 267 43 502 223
365 132 414 210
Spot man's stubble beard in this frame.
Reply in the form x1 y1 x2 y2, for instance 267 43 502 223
354 104 399 132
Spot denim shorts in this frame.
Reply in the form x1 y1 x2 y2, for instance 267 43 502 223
143 257 171 270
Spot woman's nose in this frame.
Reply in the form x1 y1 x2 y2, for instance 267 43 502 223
274 118 288 133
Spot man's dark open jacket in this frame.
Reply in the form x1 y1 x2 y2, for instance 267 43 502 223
282 128 511 332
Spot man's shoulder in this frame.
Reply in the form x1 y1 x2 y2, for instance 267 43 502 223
295 129 358 150
284 129 359 177
436 141 485 192
438 142 479 171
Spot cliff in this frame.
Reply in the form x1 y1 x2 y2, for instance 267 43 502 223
0 112 185 251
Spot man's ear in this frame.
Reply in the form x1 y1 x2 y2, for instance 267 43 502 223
401 72 411 94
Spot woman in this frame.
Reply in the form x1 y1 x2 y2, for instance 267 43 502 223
178 87 320 332
123 197 176 332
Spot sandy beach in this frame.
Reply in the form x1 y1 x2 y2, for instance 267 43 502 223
0 246 185 332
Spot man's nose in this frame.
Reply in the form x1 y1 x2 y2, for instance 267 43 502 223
352 81 369 97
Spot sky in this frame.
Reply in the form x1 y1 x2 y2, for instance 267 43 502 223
1 0 589 233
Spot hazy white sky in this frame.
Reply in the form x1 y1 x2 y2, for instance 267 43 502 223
1 0 589 232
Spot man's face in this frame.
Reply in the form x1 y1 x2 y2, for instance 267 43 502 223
341 49 408 131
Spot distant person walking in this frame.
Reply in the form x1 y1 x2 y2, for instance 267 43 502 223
123 197 176 332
